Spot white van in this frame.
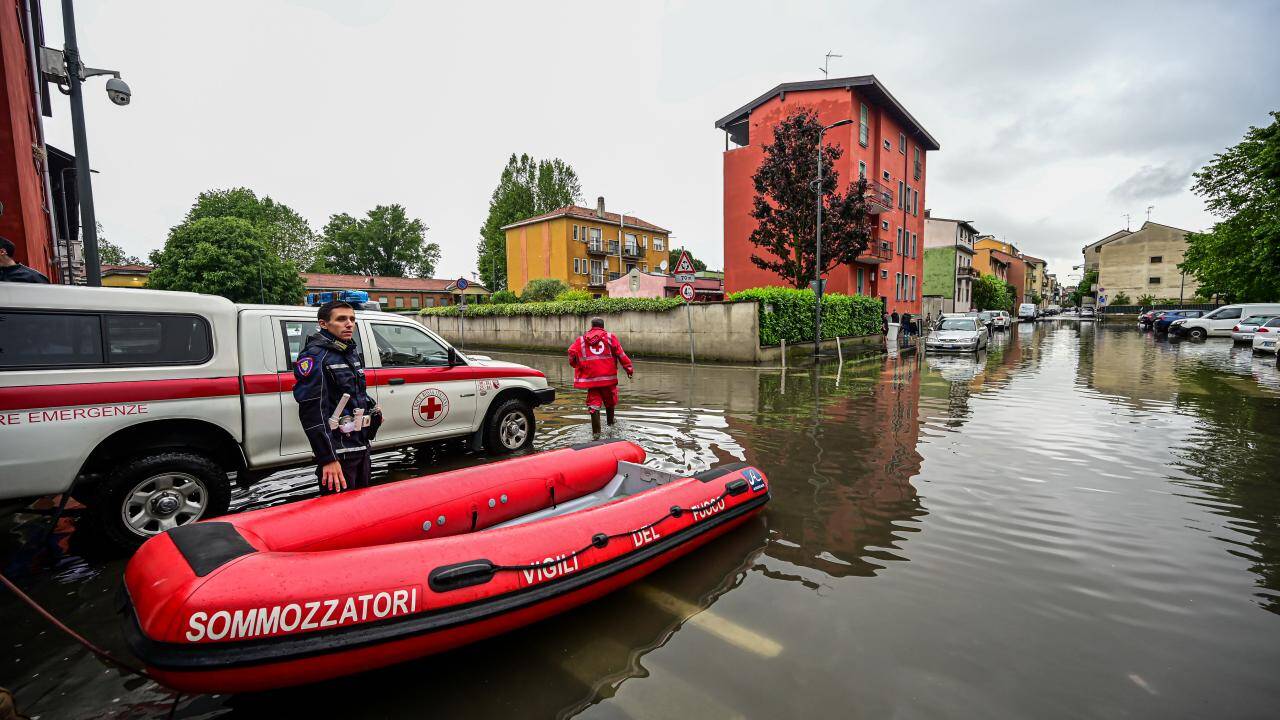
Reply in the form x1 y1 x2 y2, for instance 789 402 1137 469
1170 303 1280 341
1017 303 1037 321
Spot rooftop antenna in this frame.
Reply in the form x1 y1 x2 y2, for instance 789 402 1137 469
1146 205 1154 222
1123 213 1131 231
820 51 842 78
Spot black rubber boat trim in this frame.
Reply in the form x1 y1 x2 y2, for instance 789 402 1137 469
567 438 631 450
693 462 748 483
167 522 257 577
122 491 769 670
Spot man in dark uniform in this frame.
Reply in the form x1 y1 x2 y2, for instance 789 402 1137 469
293 300 382 494
0 235 51 283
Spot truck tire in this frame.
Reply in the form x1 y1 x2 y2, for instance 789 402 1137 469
1187 327 1207 341
94 451 231 549
484 398 535 453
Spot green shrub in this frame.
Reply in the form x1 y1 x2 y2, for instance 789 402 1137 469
1137 293 1156 306
727 287 882 345
1111 291 1132 305
555 289 593 302
489 289 519 304
521 278 568 303
421 296 684 318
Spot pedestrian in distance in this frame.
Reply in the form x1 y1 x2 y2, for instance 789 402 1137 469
568 317 634 435
0 235 50 283
902 312 914 339
891 310 900 325
293 300 383 495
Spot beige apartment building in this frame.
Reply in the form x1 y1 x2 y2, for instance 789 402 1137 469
1091 221 1198 303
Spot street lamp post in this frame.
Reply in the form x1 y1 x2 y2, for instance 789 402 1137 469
814 118 853 360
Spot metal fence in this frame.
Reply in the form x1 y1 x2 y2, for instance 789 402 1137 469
1100 303 1219 314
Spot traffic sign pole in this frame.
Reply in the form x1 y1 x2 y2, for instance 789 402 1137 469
456 277 469 349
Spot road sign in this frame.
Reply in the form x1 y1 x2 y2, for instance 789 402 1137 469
674 250 696 275
456 277 469 290
679 282 695 302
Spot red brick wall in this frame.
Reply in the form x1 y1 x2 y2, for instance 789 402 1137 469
0 1 54 277
722 85 927 316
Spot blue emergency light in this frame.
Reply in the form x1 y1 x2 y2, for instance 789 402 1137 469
305 290 370 306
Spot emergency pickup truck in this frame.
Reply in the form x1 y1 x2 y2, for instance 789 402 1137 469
0 284 554 547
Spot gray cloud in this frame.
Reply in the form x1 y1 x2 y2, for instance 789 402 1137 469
1109 163 1198 203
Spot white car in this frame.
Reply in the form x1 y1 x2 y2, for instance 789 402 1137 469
1018 303 1038 322
0 284 555 546
926 317 989 353
1171 303 1280 341
1252 317 1280 354
1231 314 1279 343
1080 307 1097 319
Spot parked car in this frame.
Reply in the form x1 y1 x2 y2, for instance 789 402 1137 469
1080 307 1097 320
1170 303 1280 341
1230 314 1279 343
925 316 989 353
0 284 556 547
1251 317 1280 354
1154 309 1206 333
1017 303 1038 322
981 310 1010 329
976 311 997 337
1138 309 1162 329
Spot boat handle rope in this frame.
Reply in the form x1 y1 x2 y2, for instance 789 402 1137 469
488 478 750 574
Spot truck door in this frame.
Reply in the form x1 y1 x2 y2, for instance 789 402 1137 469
364 321 478 444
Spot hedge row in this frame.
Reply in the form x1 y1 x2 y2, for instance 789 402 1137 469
419 296 685 318
727 287 882 345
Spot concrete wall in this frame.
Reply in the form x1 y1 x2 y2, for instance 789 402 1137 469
419 301 766 363
1097 222 1198 302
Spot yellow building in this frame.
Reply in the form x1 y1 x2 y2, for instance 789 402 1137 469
101 264 152 288
1095 221 1198 303
502 197 671 297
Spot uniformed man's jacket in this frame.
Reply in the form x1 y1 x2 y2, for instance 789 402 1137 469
0 263 50 283
567 327 633 389
292 329 380 464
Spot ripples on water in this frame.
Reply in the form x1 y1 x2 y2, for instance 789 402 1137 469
2 322 1279 718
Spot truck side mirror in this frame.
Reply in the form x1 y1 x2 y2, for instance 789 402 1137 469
447 347 458 367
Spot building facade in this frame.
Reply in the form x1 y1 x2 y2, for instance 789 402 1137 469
605 267 725 301
974 236 1026 306
1083 229 1132 276
1094 221 1198 304
923 215 978 313
301 273 489 311
502 197 669 298
101 263 151 288
1023 256 1046 307
715 75 939 316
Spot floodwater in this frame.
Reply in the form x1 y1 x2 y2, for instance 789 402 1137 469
4 321 1280 719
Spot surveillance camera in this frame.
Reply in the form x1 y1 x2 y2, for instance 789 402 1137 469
105 77 131 106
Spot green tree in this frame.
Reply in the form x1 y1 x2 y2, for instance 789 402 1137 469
477 154 583 291
1138 293 1157 306
973 274 1011 311
184 188 318 270
1111 291 1132 305
317 204 440 277
147 217 305 303
748 108 876 289
1069 269 1098 308
668 247 708 272
96 224 141 265
489 289 519 304
1180 112 1280 302
520 278 568 302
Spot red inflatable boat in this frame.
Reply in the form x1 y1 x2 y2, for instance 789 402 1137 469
121 440 769 693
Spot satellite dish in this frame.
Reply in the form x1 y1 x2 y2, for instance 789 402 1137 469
659 259 669 271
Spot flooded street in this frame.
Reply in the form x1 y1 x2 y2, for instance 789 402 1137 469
4 321 1280 719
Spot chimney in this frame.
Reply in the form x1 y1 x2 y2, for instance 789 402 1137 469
596 196 606 219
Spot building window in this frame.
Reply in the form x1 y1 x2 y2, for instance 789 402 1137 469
423 298 435 307
1149 277 1162 284
882 170 891 182
897 227 904 253
895 273 901 301
573 224 579 241
589 227 602 244
858 161 866 179
898 181 905 209
379 296 389 305
913 189 920 216
912 233 918 257
899 133 906 153
881 269 888 279
654 237 664 252
641 262 647 272
859 104 869 146
410 297 420 308
913 146 922 180
857 267 864 294
882 220 890 231
574 258 581 274
883 139 892 151
641 236 647 248
1150 255 1163 263
395 297 405 309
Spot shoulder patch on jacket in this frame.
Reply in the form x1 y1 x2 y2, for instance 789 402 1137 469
297 356 315 376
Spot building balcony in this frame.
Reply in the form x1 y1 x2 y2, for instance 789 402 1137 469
587 241 620 255
957 266 980 279
622 244 642 258
856 239 894 264
864 179 894 214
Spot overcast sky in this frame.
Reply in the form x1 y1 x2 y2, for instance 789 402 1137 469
41 0 1280 286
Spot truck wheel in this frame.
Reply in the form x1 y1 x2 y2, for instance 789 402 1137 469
95 451 231 549
484 398 535 453
1187 327 1207 341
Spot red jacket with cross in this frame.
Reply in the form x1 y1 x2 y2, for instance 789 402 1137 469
568 327 633 389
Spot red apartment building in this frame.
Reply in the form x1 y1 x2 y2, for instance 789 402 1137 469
716 76 939 316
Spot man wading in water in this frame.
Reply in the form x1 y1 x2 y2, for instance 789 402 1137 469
568 317 633 435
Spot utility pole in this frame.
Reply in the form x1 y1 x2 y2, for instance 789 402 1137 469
61 0 101 286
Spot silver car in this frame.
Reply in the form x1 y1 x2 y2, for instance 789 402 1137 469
1230 314 1278 343
926 317 989 353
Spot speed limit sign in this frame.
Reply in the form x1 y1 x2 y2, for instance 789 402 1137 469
679 283 695 302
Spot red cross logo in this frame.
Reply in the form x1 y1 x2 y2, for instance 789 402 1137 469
420 396 443 419
411 389 449 427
